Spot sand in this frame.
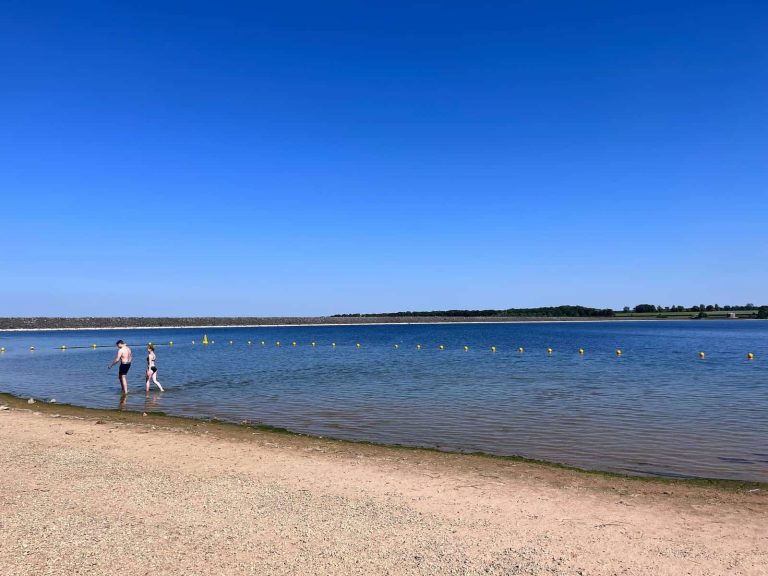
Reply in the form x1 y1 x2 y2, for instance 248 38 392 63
0 402 766 576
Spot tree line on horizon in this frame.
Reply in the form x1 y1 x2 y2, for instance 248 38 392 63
334 304 768 319
335 306 616 318
627 304 768 318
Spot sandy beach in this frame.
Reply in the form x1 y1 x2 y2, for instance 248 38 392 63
0 399 765 576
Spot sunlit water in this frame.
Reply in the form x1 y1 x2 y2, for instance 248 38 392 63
1 321 766 481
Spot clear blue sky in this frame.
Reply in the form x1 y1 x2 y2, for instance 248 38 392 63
1 1 766 316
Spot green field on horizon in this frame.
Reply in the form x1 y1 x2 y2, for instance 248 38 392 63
615 310 758 319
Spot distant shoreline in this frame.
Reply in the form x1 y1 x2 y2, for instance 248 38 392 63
0 315 710 332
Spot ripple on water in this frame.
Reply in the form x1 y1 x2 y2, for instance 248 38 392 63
1 321 767 481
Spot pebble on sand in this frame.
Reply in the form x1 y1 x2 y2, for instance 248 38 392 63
27 398 35 405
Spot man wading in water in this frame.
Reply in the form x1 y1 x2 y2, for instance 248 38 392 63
108 340 132 395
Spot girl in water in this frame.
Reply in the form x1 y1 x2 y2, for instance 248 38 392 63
145 344 164 392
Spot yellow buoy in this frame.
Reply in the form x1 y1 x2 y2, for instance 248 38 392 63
61 345 67 350
518 347 524 353
356 343 361 348
92 344 97 349
464 345 469 352
747 352 754 360
0 347 4 353
579 348 584 355
203 334 209 345
247 341 252 346
276 341 281 347
311 342 316 347
547 347 552 354
332 342 336 347
439 345 445 350
292 341 297 347
616 349 622 356
169 341 173 346
699 351 705 359
491 346 496 352
192 340 196 345
416 344 421 350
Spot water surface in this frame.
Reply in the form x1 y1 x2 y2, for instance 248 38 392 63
1 321 766 481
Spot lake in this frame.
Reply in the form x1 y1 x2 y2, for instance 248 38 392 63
1 320 766 481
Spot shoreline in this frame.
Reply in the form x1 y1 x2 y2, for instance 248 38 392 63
1 399 766 575
0 315 748 332
1 392 763 490
0 319 634 333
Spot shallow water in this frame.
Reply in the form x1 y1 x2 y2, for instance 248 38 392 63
1 321 766 481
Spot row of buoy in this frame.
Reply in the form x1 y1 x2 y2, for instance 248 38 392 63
1 343 758 360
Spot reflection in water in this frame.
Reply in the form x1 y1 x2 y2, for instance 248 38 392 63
144 392 162 412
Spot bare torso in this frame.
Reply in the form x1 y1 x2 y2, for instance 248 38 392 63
120 346 132 364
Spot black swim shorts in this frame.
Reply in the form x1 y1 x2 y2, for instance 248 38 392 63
150 366 157 373
118 363 131 376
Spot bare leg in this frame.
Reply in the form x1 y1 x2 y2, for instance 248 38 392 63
145 369 152 393
119 374 129 395
152 371 164 392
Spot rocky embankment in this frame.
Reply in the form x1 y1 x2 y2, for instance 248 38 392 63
0 316 612 330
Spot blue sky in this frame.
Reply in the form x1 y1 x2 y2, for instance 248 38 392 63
1 1 766 315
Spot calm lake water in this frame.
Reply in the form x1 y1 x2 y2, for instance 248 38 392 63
1 321 766 481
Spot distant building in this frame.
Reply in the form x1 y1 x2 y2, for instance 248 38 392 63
727 312 737 319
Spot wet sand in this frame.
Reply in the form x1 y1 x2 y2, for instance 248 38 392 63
1 399 766 575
